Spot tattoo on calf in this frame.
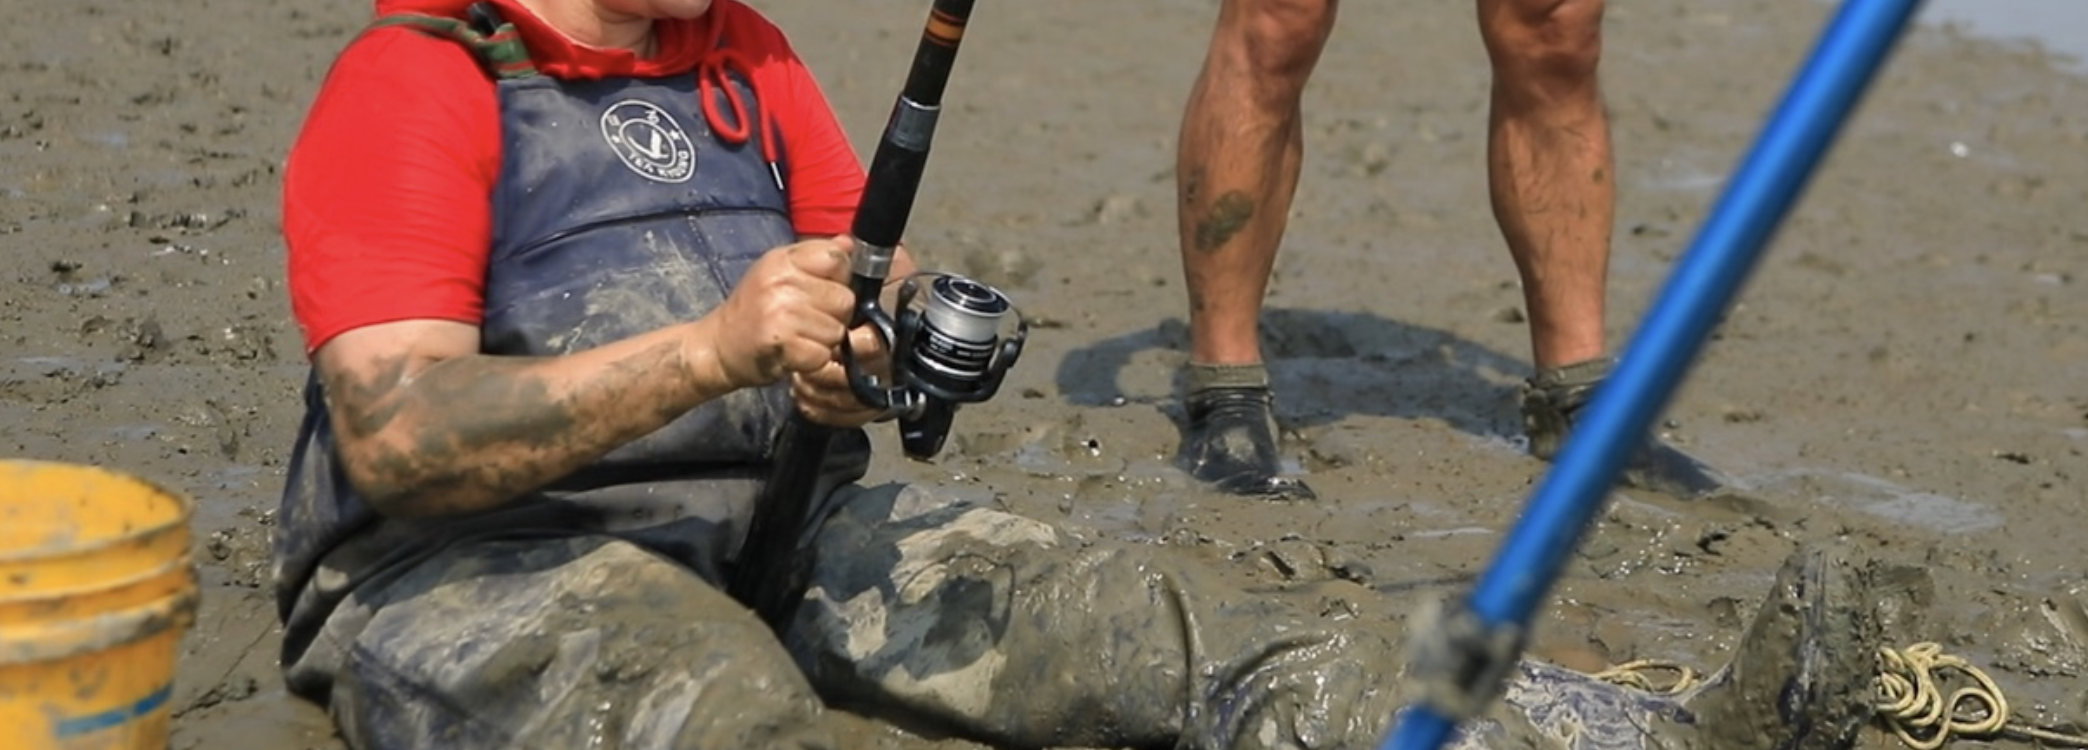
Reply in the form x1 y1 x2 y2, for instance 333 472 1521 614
1193 191 1255 254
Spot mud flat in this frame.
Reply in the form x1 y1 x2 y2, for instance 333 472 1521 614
0 0 2082 747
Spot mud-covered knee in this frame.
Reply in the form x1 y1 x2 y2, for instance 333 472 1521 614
789 502 1068 704
796 503 1061 647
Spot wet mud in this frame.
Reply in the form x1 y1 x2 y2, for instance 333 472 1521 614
2 0 2084 748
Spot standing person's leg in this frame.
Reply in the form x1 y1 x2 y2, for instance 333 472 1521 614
1174 0 1339 500
1477 0 1612 372
785 483 1885 750
316 536 866 750
1477 0 1725 498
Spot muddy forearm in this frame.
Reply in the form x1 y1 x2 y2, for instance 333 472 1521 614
324 323 733 518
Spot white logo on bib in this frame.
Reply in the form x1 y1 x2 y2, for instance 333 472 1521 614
601 99 696 183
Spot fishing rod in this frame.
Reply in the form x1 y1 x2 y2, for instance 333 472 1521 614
729 0 1027 631
1380 1 1925 749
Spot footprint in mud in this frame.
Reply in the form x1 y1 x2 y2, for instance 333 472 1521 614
947 410 1137 481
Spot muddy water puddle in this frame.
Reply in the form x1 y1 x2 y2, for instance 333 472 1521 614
1753 468 2007 534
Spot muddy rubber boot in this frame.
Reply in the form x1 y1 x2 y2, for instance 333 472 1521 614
1520 356 1728 500
1480 543 1881 750
1178 363 1316 500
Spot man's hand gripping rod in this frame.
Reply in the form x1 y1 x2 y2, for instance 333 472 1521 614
728 0 1025 630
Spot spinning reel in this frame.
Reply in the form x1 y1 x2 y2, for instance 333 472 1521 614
842 270 1028 460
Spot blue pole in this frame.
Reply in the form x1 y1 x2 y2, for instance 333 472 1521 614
1382 1 1925 749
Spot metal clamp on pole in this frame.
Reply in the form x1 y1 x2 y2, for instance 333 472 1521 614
1405 598 1526 722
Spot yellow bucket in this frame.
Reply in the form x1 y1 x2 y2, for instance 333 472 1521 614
0 460 198 750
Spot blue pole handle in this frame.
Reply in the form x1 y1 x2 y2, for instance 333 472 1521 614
1382 1 1924 749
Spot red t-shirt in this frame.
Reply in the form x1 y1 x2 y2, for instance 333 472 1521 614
284 0 865 354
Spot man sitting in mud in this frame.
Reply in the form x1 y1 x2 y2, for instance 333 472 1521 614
273 0 1889 748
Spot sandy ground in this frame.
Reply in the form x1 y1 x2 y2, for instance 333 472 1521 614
2 0 2084 747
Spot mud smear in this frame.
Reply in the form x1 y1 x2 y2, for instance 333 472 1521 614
1 0 2084 747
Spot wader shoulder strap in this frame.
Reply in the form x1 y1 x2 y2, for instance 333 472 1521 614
365 2 538 80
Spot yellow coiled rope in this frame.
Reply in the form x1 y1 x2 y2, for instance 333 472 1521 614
1592 643 2088 748
1874 642 2088 749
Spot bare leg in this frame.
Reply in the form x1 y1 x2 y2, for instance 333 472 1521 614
1174 0 1337 499
1477 0 1612 369
1481 0 1730 498
1178 0 1336 365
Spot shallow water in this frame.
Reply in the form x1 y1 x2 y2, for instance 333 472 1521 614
1921 0 2088 70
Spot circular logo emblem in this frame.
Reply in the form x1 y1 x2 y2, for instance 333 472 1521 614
600 99 695 183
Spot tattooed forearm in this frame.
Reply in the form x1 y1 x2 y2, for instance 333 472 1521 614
322 330 722 518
